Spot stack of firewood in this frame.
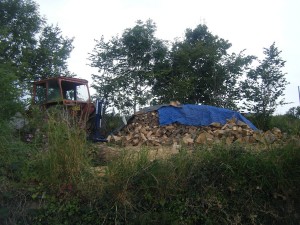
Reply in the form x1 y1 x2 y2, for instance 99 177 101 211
107 111 284 147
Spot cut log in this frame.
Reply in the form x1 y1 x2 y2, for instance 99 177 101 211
107 110 284 147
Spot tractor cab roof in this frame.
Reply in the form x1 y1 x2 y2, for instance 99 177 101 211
33 76 88 85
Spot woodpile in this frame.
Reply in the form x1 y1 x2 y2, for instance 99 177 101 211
107 111 284 147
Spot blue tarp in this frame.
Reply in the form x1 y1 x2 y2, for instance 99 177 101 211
158 104 257 130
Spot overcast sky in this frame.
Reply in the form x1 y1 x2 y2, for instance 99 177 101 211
36 0 300 114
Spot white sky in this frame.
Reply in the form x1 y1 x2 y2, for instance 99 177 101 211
36 0 300 114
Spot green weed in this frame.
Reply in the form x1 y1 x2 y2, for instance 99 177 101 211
0 121 40 225
33 109 92 192
26 142 300 224
2 112 299 224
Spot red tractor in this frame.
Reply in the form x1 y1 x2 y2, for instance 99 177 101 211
32 76 106 142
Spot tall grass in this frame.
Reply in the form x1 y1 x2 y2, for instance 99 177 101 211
106 144 299 224
0 109 98 224
28 141 300 224
35 109 91 192
30 143 298 224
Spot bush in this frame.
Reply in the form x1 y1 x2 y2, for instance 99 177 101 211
286 106 300 119
101 113 126 137
270 115 300 135
0 121 34 181
243 113 272 131
0 121 38 224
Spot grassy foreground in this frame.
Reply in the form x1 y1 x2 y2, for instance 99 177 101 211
0 117 299 225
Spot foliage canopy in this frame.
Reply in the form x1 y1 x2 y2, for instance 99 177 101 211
242 43 289 129
90 19 168 114
153 24 255 109
90 23 264 113
0 0 74 119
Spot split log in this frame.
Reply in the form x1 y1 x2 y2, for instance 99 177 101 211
107 110 284 147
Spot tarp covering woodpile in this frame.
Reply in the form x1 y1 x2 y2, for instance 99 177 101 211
157 104 257 130
108 104 283 146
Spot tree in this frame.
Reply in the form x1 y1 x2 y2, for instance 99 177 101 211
0 0 74 104
90 19 168 114
285 106 300 119
242 42 289 130
152 24 254 109
0 0 43 80
27 25 74 80
0 0 42 115
0 64 23 120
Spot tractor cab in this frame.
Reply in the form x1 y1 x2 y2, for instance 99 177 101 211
33 77 92 107
32 77 96 124
32 77 107 142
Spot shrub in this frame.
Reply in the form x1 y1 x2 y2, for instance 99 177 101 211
270 115 300 135
0 121 38 224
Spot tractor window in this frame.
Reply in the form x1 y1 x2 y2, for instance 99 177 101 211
76 84 89 101
35 84 46 104
48 80 61 102
61 81 89 101
65 89 75 100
